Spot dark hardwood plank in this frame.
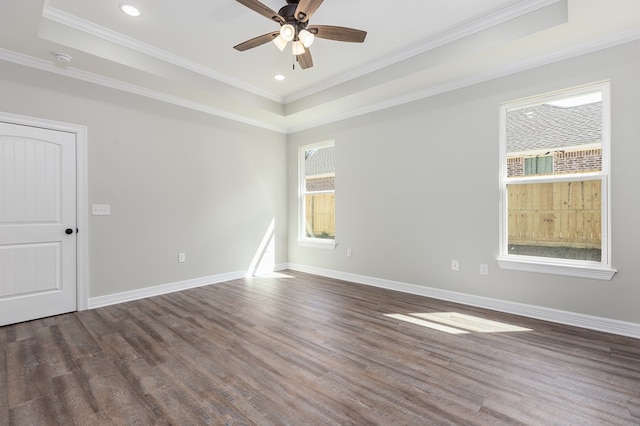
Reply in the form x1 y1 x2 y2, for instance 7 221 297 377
0 335 8 420
1 271 640 425
75 351 165 424
9 396 57 425
48 370 102 423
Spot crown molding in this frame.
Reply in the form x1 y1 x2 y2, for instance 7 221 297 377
2 26 638 135
283 0 562 104
0 48 287 133
42 2 560 107
286 28 640 134
41 6 284 104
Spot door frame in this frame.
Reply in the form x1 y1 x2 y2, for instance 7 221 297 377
0 111 88 311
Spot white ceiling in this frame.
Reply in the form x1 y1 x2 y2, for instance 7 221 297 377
1 0 639 133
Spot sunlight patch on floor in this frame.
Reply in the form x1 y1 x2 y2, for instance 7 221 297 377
384 314 469 335
253 271 296 279
412 312 532 333
385 312 532 335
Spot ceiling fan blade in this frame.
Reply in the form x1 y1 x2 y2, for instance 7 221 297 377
235 0 284 24
294 0 323 22
233 31 280 51
297 49 313 69
308 25 367 43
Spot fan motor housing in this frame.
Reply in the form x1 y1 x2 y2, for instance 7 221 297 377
278 2 309 29
278 4 298 19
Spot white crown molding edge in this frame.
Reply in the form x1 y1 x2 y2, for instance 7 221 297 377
0 48 287 133
41 6 283 104
287 263 640 340
41 1 558 107
2 28 638 135
283 0 562 104
286 28 640 134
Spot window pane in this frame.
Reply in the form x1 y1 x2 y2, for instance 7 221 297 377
507 180 601 261
506 92 602 178
305 146 335 191
300 141 336 245
304 193 335 239
524 156 552 175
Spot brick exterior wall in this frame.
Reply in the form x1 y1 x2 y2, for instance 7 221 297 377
507 157 524 177
507 148 601 177
554 149 602 174
306 176 335 191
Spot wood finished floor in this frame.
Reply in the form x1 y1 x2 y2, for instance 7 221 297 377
1 271 640 425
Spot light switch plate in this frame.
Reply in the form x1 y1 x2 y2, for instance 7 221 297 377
92 204 111 215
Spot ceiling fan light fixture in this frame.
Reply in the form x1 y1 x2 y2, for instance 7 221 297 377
273 35 288 51
233 0 368 70
280 24 295 42
292 40 305 56
299 29 314 48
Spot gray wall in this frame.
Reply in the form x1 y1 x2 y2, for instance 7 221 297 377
1 40 638 323
0 61 288 298
287 40 640 324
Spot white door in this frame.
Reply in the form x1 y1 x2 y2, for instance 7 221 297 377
0 122 77 326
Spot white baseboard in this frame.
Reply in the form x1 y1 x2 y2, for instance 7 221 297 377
287 263 640 340
86 263 290 309
86 263 640 339
87 271 246 309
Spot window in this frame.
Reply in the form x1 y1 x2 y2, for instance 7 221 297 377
524 155 553 175
498 82 615 280
298 140 335 248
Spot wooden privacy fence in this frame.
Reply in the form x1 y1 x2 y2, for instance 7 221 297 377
508 180 601 248
305 193 335 238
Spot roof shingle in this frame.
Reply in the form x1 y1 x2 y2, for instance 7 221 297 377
507 102 601 154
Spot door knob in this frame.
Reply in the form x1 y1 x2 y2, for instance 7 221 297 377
65 228 73 235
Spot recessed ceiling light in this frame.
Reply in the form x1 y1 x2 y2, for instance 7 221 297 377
120 4 141 17
274 74 285 81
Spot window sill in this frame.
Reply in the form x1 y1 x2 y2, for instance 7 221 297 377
497 257 616 281
298 239 336 250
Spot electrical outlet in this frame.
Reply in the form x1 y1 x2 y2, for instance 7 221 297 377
451 260 459 271
347 248 352 257
480 264 489 275
178 253 186 263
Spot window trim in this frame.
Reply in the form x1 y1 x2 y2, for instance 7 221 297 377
498 81 616 280
298 140 336 249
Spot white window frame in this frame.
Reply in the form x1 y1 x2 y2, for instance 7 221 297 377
298 140 336 249
498 81 616 280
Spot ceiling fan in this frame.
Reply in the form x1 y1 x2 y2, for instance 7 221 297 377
233 0 367 69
